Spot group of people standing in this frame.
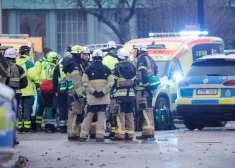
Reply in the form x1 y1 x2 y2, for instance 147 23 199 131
0 40 158 143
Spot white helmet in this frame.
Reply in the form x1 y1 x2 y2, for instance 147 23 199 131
107 41 117 49
4 48 17 59
82 46 90 54
133 44 148 52
92 49 103 59
117 48 129 60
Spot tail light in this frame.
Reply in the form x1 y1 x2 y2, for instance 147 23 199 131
223 80 235 86
178 80 190 87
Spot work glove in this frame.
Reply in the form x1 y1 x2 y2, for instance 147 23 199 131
78 97 85 102
97 91 105 98
93 90 99 97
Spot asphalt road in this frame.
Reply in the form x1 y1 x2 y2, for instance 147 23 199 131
15 122 235 168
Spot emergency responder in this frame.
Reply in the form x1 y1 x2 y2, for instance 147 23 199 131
16 45 38 133
4 48 28 143
81 46 97 139
64 45 72 58
35 47 52 131
0 50 10 83
110 48 136 141
40 51 59 133
63 45 84 140
52 49 71 133
134 44 157 140
102 41 119 71
102 41 119 139
80 49 114 142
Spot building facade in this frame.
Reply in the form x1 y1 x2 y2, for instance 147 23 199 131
2 0 141 55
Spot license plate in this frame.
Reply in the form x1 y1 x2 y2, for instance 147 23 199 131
196 89 218 95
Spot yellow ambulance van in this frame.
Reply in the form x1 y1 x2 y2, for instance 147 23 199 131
0 34 35 63
124 34 224 118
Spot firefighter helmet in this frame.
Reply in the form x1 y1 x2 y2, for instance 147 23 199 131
82 47 91 54
4 48 17 59
47 52 59 62
107 41 117 49
117 48 129 60
92 49 103 59
133 44 148 52
71 45 83 54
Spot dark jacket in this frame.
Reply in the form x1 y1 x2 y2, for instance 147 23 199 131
52 57 70 93
82 61 114 105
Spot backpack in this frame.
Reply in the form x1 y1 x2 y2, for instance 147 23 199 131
40 80 55 94
119 62 136 79
155 108 176 130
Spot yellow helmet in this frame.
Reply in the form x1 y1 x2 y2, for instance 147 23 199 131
47 52 59 62
71 45 83 54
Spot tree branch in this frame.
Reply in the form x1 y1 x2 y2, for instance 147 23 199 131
77 0 123 40
124 0 137 21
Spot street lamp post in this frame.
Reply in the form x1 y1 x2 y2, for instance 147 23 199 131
198 0 204 31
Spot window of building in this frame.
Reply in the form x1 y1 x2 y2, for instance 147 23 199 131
20 12 46 51
57 10 87 55
2 10 8 34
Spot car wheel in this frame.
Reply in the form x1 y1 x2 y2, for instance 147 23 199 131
155 97 169 110
184 118 206 130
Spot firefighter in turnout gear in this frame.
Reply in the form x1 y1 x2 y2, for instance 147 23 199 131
16 45 38 133
40 52 59 133
81 46 97 139
80 49 114 142
102 41 119 139
134 44 158 140
35 47 52 131
52 50 71 133
110 48 136 141
63 45 84 140
4 48 28 136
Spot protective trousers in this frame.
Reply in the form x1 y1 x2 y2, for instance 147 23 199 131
89 114 97 135
42 93 57 129
81 105 106 139
15 93 23 130
57 93 68 129
115 102 135 139
20 96 34 130
67 95 83 138
109 99 116 137
36 91 45 127
136 90 155 136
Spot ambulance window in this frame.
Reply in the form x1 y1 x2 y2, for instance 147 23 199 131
168 59 183 80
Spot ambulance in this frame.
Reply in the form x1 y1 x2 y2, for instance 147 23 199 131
0 34 35 63
124 32 224 119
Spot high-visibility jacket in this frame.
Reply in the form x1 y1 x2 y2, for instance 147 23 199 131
102 54 118 71
113 60 136 101
35 57 47 84
41 62 56 81
16 55 38 96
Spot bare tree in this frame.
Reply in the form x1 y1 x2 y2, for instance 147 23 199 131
76 0 139 44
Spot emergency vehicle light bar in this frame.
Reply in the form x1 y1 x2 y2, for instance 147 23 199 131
0 34 29 38
149 31 208 37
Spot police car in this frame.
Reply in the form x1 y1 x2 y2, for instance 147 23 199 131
176 54 235 130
